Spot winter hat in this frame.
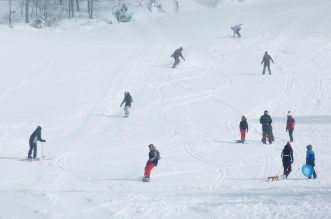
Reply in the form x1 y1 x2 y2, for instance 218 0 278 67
148 144 156 149
306 144 312 150
242 115 246 120
264 110 268 114
37 126 42 130
287 111 292 116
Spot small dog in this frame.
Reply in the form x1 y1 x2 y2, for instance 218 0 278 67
267 175 279 182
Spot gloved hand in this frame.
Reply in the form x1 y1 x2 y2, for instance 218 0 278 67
286 128 288 132
43 139 46 142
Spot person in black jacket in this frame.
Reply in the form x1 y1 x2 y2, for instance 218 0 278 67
28 126 46 159
281 142 294 179
239 116 248 143
120 91 133 118
260 110 273 144
143 144 160 182
261 51 274 75
171 47 185 68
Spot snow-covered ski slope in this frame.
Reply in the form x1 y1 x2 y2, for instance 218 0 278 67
1 0 331 218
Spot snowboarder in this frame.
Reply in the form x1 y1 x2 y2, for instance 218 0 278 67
239 115 248 143
286 111 295 142
27 126 46 159
281 142 294 179
120 91 133 118
143 144 161 182
260 110 273 144
306 144 317 179
171 47 185 68
261 51 274 75
231 24 242 38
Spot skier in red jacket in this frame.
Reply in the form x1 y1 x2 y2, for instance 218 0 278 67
286 111 295 142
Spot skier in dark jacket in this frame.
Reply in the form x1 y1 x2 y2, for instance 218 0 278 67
281 142 294 179
120 91 133 117
261 51 274 75
28 126 46 159
260 110 273 144
286 111 295 142
306 144 317 179
171 47 185 68
143 144 161 182
239 115 248 143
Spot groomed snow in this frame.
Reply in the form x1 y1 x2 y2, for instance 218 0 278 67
0 0 331 218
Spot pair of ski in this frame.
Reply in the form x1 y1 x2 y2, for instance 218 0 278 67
19 157 52 162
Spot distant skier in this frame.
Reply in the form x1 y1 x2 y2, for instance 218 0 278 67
286 111 295 142
143 144 161 182
306 144 317 179
27 126 46 159
239 115 248 143
281 142 294 179
171 47 185 68
260 110 273 144
231 24 242 38
120 91 133 118
261 51 274 75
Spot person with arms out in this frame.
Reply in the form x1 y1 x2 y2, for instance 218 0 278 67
281 142 293 179
261 51 274 75
306 144 317 179
260 110 273 144
239 115 248 143
171 47 185 68
27 126 46 160
286 111 295 142
231 24 242 38
143 144 161 182
120 91 133 118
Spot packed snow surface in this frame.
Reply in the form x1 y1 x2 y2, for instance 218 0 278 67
0 0 331 218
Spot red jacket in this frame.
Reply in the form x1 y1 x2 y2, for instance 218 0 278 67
286 116 295 130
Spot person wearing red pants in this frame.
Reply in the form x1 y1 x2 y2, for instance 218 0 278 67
143 144 161 182
239 116 248 143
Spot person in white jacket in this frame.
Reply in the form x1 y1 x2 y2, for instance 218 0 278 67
231 24 242 38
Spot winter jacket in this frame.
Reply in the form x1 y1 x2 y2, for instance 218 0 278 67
239 120 248 131
120 93 133 107
260 114 272 131
29 127 45 144
147 149 160 166
281 143 293 164
306 145 315 165
286 116 295 130
261 53 274 66
171 48 185 60
231 24 242 32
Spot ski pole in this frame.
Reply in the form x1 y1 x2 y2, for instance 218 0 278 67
42 142 44 158
45 142 52 158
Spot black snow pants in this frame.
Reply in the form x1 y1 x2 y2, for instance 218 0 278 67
288 128 294 142
28 142 37 159
283 161 292 178
262 64 271 75
173 57 180 68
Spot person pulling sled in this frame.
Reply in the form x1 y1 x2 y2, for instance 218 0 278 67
281 142 294 179
143 144 161 182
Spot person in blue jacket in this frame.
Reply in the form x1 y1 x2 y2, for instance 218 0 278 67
306 144 317 179
28 126 46 159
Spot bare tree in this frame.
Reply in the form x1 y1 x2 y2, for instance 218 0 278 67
25 0 29 23
88 0 93 18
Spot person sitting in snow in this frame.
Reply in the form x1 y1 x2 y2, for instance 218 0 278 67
239 115 248 143
281 142 293 179
143 144 161 182
231 24 242 38
171 47 185 68
286 111 295 142
120 91 133 118
306 144 317 179
27 126 46 160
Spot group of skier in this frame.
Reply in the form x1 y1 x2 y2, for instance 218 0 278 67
239 110 317 179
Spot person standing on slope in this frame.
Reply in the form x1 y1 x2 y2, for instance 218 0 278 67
260 110 273 144
306 144 317 179
143 144 161 182
261 51 274 75
239 115 248 143
120 91 133 118
171 47 185 68
281 142 294 179
286 111 295 142
27 126 46 160
231 24 242 38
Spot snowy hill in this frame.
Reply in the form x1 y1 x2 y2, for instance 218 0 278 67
1 0 331 218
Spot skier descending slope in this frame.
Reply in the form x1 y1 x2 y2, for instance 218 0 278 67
261 51 274 75
231 24 242 38
171 47 185 68
27 126 46 160
120 91 133 118
143 144 161 182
